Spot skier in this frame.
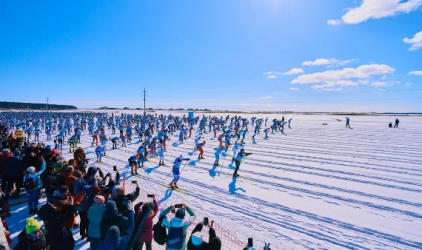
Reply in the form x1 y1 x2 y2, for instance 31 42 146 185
394 118 399 128
214 148 221 166
157 146 165 166
197 141 206 160
169 155 190 189
128 155 138 175
111 136 119 149
346 117 350 128
232 142 240 162
95 146 103 163
92 130 99 146
233 149 252 177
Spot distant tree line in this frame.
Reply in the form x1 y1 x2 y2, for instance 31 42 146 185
0 101 77 110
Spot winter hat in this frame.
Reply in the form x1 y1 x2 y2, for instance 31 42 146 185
175 208 185 219
103 201 118 219
45 145 51 150
107 179 116 187
26 218 41 234
209 237 222 250
57 186 69 194
91 185 101 195
106 225 120 240
94 195 105 204
26 166 36 173
49 150 57 155
191 232 203 245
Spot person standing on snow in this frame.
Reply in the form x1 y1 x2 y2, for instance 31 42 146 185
233 149 252 178
394 118 400 128
346 117 350 128
169 155 190 189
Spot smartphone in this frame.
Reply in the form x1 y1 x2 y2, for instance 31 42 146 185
113 166 117 171
248 238 253 247
131 180 137 184
174 204 183 208
147 194 154 198
203 217 209 225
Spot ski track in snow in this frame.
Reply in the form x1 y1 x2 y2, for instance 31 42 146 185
7 113 422 250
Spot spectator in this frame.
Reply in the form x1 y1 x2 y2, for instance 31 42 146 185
14 218 47 250
160 203 196 250
23 158 46 214
4 149 23 198
73 172 98 196
187 223 220 250
96 201 135 250
133 198 158 250
88 195 106 250
37 197 77 250
0 219 10 250
0 187 14 220
41 164 56 203
52 186 84 229
114 181 140 216
100 201 128 239
56 165 78 196
78 185 101 240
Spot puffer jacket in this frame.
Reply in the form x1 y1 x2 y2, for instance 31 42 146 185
161 206 196 250
73 177 98 196
23 161 46 190
14 229 47 250
88 202 106 238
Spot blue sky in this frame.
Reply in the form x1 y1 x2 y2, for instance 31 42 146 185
0 0 421 112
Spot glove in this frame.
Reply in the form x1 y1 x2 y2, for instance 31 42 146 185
264 243 271 250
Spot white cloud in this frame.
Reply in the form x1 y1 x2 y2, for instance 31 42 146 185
284 68 304 75
404 30 422 51
405 82 412 87
338 0 422 25
292 64 395 84
409 71 422 75
327 19 341 26
267 75 276 79
371 81 388 87
380 75 388 80
289 87 299 91
302 58 355 66
260 96 274 99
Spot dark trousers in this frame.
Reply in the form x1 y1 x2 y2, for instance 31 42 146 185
394 123 398 128
133 241 152 250
234 160 241 175
7 175 22 195
79 210 89 237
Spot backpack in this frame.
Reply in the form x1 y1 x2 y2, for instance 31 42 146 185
100 218 115 239
153 215 167 245
24 177 36 191
167 221 185 249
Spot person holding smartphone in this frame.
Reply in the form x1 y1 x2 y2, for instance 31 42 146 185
160 203 195 250
133 195 158 250
187 218 221 250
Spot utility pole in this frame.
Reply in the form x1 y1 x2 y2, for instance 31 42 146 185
143 88 146 115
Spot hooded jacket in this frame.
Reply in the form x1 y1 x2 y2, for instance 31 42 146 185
4 156 23 177
73 177 98 196
23 161 46 190
100 201 129 237
37 203 77 250
96 210 135 250
14 229 47 250
161 206 196 250
88 202 106 238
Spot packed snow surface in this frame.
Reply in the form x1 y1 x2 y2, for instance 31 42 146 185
6 112 422 249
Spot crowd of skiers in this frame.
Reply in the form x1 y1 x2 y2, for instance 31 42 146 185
0 111 283 250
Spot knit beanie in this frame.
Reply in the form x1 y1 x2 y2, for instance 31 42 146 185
57 186 68 194
191 232 203 245
26 218 41 234
175 208 185 219
94 195 105 204
107 225 120 240
91 185 101 195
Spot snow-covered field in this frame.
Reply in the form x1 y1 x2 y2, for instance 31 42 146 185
6 112 422 249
